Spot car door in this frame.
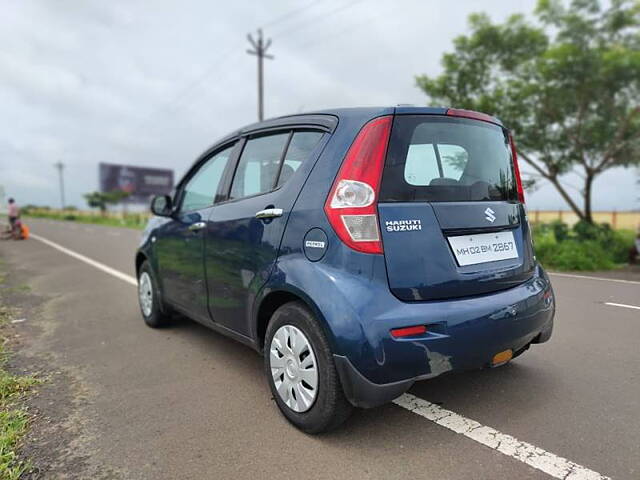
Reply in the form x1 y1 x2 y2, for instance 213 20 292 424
155 142 237 323
204 129 325 336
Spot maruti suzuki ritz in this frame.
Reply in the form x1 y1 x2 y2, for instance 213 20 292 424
136 106 555 433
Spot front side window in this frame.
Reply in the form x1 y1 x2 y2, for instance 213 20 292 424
181 144 234 211
230 133 290 199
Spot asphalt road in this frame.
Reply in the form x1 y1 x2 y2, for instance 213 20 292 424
2 217 639 479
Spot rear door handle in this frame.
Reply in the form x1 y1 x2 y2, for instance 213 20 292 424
255 208 283 219
188 221 206 232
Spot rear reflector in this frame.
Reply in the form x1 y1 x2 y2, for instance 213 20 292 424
390 325 427 338
491 349 513 366
324 115 392 254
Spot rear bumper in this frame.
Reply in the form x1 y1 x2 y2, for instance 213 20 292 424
333 266 555 408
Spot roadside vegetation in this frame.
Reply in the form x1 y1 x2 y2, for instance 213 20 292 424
23 206 148 230
0 261 39 479
532 221 635 271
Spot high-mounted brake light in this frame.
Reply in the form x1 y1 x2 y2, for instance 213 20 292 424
390 325 427 338
446 108 499 125
509 134 525 203
324 115 392 254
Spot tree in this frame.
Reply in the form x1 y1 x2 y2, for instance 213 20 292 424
416 0 640 223
84 190 129 216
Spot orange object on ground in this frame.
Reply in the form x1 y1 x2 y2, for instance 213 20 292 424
20 223 29 240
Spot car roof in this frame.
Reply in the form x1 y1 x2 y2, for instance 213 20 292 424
256 105 503 127
212 106 504 146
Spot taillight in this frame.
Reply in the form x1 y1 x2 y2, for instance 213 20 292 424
509 134 525 203
324 115 392 254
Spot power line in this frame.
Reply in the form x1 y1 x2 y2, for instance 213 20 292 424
271 0 367 39
261 0 325 29
296 3 398 50
133 2 330 133
131 47 236 133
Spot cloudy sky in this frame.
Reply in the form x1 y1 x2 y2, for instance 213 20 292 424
1 0 637 211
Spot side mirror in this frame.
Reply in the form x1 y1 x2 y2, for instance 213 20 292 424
150 195 172 217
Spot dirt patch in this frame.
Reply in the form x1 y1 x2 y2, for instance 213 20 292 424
0 252 121 479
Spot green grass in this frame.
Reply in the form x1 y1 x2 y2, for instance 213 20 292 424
0 353 38 480
24 210 147 230
0 270 39 479
0 409 30 480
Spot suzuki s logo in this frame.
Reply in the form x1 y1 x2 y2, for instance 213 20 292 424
484 207 497 223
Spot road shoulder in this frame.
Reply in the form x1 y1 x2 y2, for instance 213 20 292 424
0 241 121 479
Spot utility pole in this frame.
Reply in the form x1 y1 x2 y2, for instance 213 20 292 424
54 161 66 209
246 29 274 121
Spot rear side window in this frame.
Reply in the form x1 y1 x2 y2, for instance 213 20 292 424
380 116 517 202
277 131 323 187
229 130 324 199
230 133 289 199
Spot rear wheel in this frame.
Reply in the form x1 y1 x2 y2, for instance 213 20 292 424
138 261 171 328
264 301 352 433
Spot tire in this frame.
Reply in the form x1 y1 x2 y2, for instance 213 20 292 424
137 260 171 328
264 301 353 434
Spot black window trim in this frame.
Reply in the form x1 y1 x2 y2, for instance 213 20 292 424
273 131 294 190
217 127 325 206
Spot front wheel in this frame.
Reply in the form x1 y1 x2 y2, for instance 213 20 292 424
264 301 353 433
137 261 171 328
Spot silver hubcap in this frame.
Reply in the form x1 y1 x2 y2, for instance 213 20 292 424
269 325 318 413
138 272 153 317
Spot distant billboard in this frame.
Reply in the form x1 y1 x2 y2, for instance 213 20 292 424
99 163 174 202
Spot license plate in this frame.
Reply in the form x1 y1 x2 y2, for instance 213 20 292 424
447 231 518 266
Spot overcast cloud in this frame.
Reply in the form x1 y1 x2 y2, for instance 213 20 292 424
1 0 637 211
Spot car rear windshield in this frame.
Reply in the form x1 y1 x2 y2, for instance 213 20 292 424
379 115 518 202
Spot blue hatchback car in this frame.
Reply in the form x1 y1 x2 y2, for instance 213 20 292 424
136 106 555 433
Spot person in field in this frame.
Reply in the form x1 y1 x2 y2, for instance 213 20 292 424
7 198 20 232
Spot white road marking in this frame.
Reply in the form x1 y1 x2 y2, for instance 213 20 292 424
394 394 609 480
30 233 137 286
29 232 611 480
549 272 640 285
604 302 640 311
